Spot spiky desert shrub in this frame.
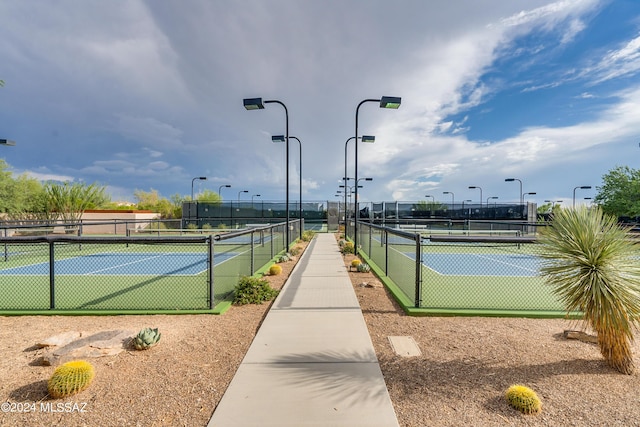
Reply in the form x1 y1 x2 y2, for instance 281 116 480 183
48 360 95 399
538 206 640 374
505 384 541 414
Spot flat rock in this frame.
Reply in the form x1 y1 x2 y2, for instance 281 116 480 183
37 331 82 348
41 330 135 366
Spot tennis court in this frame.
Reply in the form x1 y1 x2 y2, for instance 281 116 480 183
407 252 541 277
0 251 238 276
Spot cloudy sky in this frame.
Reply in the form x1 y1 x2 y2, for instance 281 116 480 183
1 0 639 208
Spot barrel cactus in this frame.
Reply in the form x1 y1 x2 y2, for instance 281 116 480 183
351 259 361 269
269 264 282 275
133 327 161 350
505 384 542 414
48 360 95 398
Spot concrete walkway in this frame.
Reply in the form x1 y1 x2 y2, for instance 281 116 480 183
208 233 399 427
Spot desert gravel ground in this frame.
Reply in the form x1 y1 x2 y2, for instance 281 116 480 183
1 234 639 427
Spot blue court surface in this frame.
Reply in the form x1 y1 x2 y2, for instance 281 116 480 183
406 252 542 276
0 252 239 276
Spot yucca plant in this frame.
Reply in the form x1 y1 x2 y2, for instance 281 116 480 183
538 206 640 374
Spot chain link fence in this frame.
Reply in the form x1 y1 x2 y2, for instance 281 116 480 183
355 222 567 317
0 221 300 313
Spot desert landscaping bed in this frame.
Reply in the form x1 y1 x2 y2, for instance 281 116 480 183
1 235 639 427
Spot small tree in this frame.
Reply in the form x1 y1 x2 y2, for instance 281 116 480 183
538 206 640 374
45 182 109 232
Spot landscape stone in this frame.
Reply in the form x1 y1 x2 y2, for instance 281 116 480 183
41 330 136 366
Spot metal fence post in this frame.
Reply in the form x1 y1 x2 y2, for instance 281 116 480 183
208 236 214 309
384 229 389 276
250 230 255 274
414 233 422 308
49 240 55 309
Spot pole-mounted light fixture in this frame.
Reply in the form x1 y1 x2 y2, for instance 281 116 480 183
244 97 290 248
354 96 401 254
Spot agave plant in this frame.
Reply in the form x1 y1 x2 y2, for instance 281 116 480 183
538 206 640 374
133 327 161 350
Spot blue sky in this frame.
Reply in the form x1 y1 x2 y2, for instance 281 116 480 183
1 0 640 208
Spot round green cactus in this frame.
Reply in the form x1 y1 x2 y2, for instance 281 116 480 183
48 360 95 399
505 384 542 414
133 327 161 350
269 264 282 275
357 263 371 273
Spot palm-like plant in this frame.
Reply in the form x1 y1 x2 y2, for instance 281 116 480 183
538 206 640 374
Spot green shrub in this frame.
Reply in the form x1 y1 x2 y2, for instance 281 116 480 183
186 223 198 230
277 254 290 263
202 223 213 230
341 241 354 254
301 230 316 242
289 247 301 256
233 276 279 305
48 360 95 399
505 384 541 414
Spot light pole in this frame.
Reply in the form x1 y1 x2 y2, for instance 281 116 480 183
487 196 498 205
218 184 231 196
505 178 523 205
251 194 261 211
462 199 472 219
238 190 248 202
573 186 592 207
191 176 207 200
344 135 374 235
523 192 536 215
468 186 483 208
244 97 291 248
443 191 454 210
274 134 303 239
354 96 401 254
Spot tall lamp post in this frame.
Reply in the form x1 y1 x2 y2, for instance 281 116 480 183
191 176 207 200
237 190 248 201
573 186 592 207
523 192 536 219
443 191 454 210
274 134 303 239
218 184 231 198
505 178 523 204
487 196 498 205
344 135 374 235
468 186 483 208
354 96 401 254
244 97 291 248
